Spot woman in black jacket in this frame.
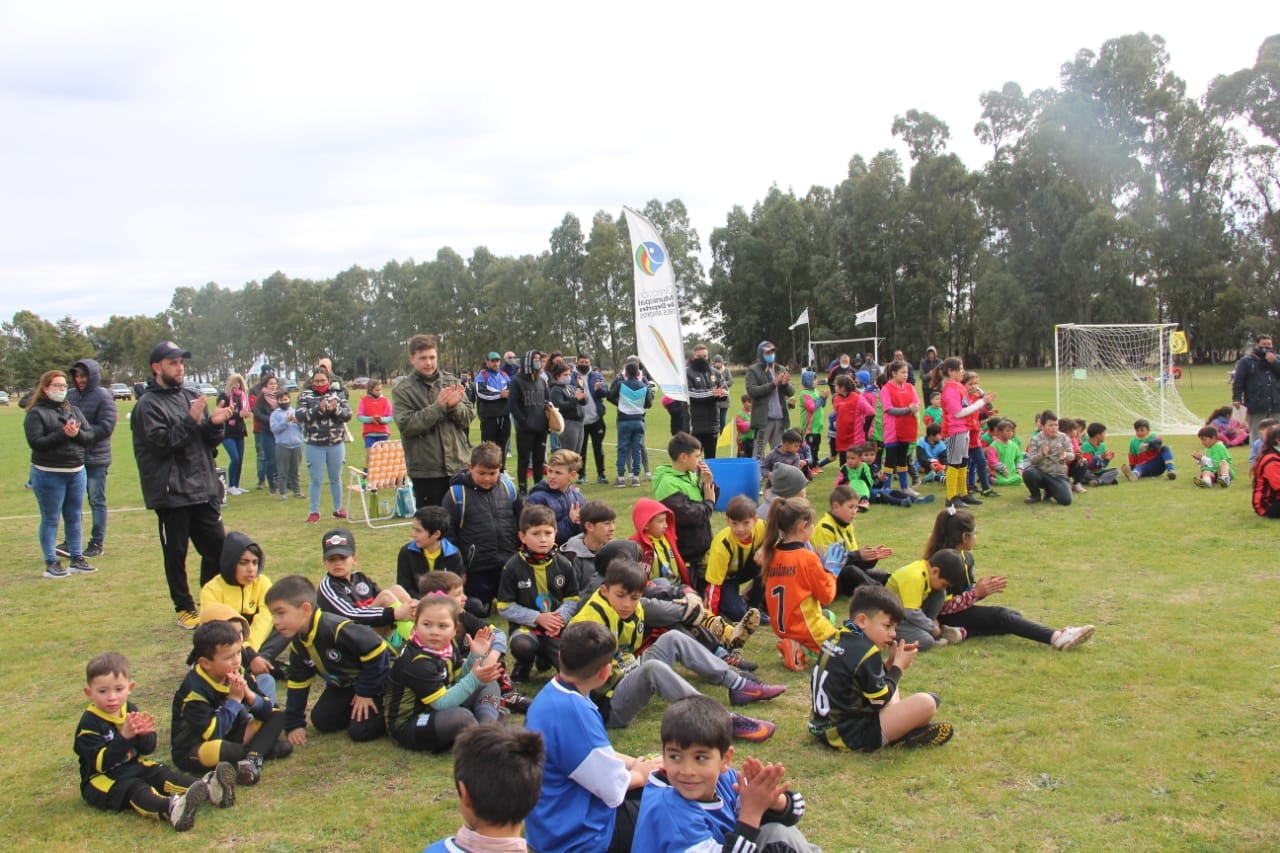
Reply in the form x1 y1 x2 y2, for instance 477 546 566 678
24 369 97 578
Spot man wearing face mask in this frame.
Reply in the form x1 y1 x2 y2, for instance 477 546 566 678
574 354 609 484
131 341 233 629
507 350 551 496
64 357 117 558
686 344 727 458
1233 334 1280 443
746 341 794 459
828 353 856 389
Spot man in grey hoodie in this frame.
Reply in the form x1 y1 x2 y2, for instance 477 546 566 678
744 341 793 460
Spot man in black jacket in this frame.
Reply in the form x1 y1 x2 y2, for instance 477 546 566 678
131 342 233 629
686 344 727 458
66 358 117 558
1232 334 1280 443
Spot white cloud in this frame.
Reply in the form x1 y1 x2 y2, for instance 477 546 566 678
0 0 1270 326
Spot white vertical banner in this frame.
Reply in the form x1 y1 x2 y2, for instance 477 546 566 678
624 207 688 402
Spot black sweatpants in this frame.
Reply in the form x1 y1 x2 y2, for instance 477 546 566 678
82 763 196 817
156 501 226 613
939 604 1054 644
514 429 547 494
412 476 450 509
480 415 511 462
310 686 385 741
173 708 288 774
582 419 607 478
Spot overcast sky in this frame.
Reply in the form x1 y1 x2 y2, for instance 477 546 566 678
0 1 1271 328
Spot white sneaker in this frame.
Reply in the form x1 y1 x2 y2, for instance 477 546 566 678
629 475 641 487
1052 625 1095 650
939 625 965 645
204 761 237 808
168 779 209 831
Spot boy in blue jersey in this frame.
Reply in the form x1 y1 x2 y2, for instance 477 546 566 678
525 621 661 853
421 723 544 853
632 695 816 852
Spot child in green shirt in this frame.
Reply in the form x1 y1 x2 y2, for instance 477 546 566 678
1192 426 1234 488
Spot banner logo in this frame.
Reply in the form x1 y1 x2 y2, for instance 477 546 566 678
635 241 666 276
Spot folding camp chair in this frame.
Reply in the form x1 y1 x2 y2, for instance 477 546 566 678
346 439 412 528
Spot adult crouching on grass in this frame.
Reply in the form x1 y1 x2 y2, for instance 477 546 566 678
1251 425 1280 518
25 369 97 579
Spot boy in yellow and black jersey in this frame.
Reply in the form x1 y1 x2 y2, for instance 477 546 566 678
570 560 782 740
266 575 391 745
495 505 581 682
75 652 230 832
810 485 894 595
809 586 952 752
703 495 766 621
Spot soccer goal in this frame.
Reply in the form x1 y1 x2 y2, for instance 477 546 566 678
1054 324 1203 435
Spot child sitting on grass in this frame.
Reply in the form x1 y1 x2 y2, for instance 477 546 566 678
1205 406 1249 447
570 559 783 737
916 422 947 483
1192 425 1234 488
810 484 893 595
838 442 876 512
884 549 969 651
422 723 545 853
316 527 415 645
928 506 1095 650
761 428 813 484
525 621 663 853
75 653 229 832
267 575 391 744
199 531 286 680
525 448 586 544
1122 418 1177 481
761 497 840 672
703 495 766 621
987 418 1025 487
395 505 466 605
632 695 816 852
560 500 618 596
653 432 722 591
808 585 954 752
171 622 290 785
384 592 503 752
1080 422 1120 486
630 498 693 593
496 504 581 682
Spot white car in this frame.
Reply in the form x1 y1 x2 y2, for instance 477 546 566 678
109 383 132 400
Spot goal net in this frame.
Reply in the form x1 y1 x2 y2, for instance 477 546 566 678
1055 324 1202 435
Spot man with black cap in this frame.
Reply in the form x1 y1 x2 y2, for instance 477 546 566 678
131 341 233 629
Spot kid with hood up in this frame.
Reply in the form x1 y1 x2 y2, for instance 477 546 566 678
507 350 551 496
66 357 117 557
199 532 287 673
630 498 691 591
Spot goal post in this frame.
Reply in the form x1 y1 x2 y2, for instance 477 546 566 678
1054 324 1202 435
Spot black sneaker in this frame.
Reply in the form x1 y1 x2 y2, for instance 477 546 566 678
83 543 104 557
68 557 98 574
509 660 533 684
502 690 533 714
235 754 263 785
43 560 69 579
55 541 71 558
892 721 954 748
961 493 984 505
1024 495 1043 504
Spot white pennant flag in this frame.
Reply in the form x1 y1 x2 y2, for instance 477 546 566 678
854 305 878 325
788 308 809 330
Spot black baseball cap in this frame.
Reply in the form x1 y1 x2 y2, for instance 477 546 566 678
150 341 192 364
321 528 355 558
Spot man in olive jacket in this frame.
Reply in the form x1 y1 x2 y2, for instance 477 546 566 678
393 333 474 507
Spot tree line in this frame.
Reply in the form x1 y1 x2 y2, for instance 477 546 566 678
3 33 1276 391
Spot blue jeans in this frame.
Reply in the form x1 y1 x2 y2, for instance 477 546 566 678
305 442 346 514
616 419 645 477
85 464 108 546
222 436 245 488
31 467 86 562
255 431 277 489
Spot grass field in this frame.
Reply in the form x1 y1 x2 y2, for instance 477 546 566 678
3 366 1277 852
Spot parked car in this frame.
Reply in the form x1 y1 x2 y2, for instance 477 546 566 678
284 380 299 391
183 380 199 394
109 383 132 400
198 383 218 396
351 377 371 389
0 390 9 406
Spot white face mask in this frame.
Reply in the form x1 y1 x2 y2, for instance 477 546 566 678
47 389 67 403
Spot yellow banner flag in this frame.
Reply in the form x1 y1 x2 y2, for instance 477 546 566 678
1169 330 1188 354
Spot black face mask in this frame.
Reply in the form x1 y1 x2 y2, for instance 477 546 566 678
691 357 709 371
279 400 290 409
577 363 590 374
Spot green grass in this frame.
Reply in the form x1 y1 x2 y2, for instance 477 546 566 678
4 367 1278 851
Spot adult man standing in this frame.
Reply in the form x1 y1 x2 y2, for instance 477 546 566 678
686 344 727 458
574 353 609 484
712 353 732 434
474 351 512 464
64 357 117 558
746 340 794 459
827 353 856 388
394 333 474 507
131 342 231 629
1232 334 1280 443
